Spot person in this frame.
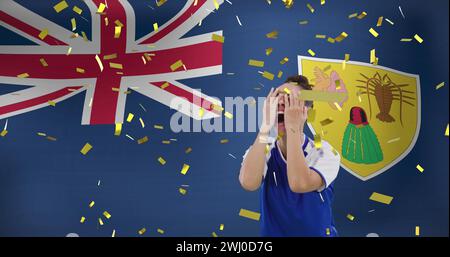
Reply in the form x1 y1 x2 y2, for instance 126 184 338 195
239 75 341 237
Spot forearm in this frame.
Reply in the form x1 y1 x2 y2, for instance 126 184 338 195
286 129 314 192
239 132 270 191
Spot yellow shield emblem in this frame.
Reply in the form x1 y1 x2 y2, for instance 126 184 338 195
298 56 421 181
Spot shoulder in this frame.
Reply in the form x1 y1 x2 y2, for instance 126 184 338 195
305 136 340 161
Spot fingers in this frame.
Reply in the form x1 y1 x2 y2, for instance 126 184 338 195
284 94 290 109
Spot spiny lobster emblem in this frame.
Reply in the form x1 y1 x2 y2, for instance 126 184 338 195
356 72 416 126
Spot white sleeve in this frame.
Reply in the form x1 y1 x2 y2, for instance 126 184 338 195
241 144 273 178
308 141 341 192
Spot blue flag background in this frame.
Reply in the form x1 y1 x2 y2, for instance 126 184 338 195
0 0 448 237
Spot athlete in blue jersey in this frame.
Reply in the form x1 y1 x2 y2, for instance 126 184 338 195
239 75 341 237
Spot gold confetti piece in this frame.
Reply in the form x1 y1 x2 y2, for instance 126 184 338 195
71 18 76 31
89 201 95 208
0 130 8 137
220 139 229 144
345 54 350 62
97 3 106 13
212 232 218 237
315 34 326 39
299 20 308 25
111 87 120 92
334 102 342 111
369 28 379 38
112 229 116 237
370 49 377 64
212 34 224 43
37 132 46 137
445 124 449 137
137 136 149 145
156 0 168 7
326 228 330 235
415 226 420 236
313 134 322 149
98 218 104 226
154 125 164 130
400 38 413 42
185 147 192 154
95 55 104 72
46 136 57 141
298 91 347 103
213 0 219 10
198 108 204 118
80 143 93 155
266 48 273 56
104 17 109 26
103 211 112 219
387 137 400 143
39 58 48 67
38 29 48 40
114 123 122 136
170 60 184 71
66 46 72 55
109 62 123 69
320 118 334 126
153 23 159 32
335 32 348 42
160 82 170 89
369 192 393 205
377 16 384 27
266 30 278 39
212 104 224 112
158 157 166 165
416 164 424 173
306 3 315 13
283 88 291 94
307 49 316 56
53 1 68 13
162 140 171 144
179 187 187 195
103 53 117 60
143 53 152 61
277 71 283 78
280 57 289 65
321 0 326 5
138 228 146 235
114 20 124 27
414 34 424 43
357 11 367 19
17 73 29 78
248 59 264 67
385 18 394 25
219 224 224 231
73 6 83 15
239 208 261 221
435 82 445 90
323 65 332 72
48 101 56 106
157 228 165 234
282 0 294 8
76 67 85 73
114 26 122 38
80 216 86 223
224 112 233 119
126 113 134 122
348 12 358 19
262 71 275 80
139 117 145 128
346 214 355 221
